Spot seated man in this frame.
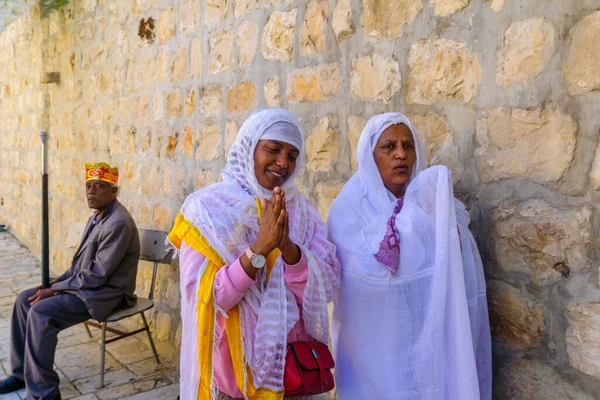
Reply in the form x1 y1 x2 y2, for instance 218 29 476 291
0 162 140 400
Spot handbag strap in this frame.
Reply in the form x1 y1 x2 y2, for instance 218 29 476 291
307 342 328 389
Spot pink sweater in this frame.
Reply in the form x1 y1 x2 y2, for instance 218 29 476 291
211 251 311 398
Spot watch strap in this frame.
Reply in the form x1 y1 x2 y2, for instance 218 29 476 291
245 247 266 268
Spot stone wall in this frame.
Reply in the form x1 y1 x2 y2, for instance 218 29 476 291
1 0 600 396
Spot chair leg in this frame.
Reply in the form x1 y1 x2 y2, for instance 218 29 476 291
100 322 107 388
141 312 161 364
84 322 93 338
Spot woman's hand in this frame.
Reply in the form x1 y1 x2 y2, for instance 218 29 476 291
278 195 301 264
252 187 286 256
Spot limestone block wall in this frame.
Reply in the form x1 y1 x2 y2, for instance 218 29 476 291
1 0 600 396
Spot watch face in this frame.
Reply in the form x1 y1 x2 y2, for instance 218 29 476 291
251 254 266 268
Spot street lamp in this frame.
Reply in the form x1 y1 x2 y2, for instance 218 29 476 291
40 131 49 289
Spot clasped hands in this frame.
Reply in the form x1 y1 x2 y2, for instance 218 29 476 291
252 187 300 266
29 279 58 306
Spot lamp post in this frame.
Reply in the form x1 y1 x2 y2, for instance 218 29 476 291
40 131 50 289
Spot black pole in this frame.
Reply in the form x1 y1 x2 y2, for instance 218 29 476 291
40 131 50 289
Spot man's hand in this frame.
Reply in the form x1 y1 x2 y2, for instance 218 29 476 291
35 278 58 290
28 288 55 306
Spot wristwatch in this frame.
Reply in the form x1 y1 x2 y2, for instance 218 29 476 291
245 247 267 269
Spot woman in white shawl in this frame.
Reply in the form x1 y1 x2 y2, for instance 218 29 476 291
327 112 491 399
169 108 340 399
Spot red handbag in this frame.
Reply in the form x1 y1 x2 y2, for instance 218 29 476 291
284 341 335 397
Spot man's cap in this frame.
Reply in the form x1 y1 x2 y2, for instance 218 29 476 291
85 162 118 185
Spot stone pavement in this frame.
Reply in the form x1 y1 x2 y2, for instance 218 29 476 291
0 231 180 400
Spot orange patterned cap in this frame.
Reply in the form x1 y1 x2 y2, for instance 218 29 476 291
85 162 119 185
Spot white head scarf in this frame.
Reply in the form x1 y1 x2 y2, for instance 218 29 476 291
177 108 340 397
328 112 491 400
222 107 305 200
355 112 427 211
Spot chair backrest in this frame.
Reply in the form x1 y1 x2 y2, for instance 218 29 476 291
65 223 171 300
138 228 171 301
138 228 170 263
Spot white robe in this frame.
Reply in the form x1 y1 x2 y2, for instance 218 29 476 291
327 113 491 400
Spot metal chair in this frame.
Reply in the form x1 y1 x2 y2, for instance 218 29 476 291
66 224 171 387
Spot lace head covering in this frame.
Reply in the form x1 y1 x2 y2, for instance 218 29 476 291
222 108 305 199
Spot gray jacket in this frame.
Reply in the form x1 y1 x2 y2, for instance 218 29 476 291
52 200 140 321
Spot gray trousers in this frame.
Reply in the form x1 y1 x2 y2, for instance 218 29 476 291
10 287 90 400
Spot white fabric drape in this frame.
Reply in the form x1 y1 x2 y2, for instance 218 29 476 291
176 108 340 399
328 112 491 400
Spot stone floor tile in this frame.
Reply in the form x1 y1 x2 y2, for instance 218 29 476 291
0 269 33 281
57 332 97 350
82 326 118 342
0 309 12 321
128 332 170 360
58 324 91 339
0 287 15 298
73 368 137 394
0 245 21 253
0 326 9 342
57 368 82 400
0 278 14 287
0 232 179 399
69 395 99 400
103 336 156 366
0 308 13 322
54 343 120 381
125 357 174 379
1 360 10 375
0 296 15 309
94 377 166 400
120 382 179 400
0 339 9 360
14 277 42 293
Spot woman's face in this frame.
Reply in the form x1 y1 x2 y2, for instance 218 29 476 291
373 124 416 198
254 139 299 190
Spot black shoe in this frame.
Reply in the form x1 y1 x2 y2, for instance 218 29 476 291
45 389 62 400
0 375 25 394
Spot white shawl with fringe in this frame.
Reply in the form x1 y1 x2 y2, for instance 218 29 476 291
176 108 340 399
